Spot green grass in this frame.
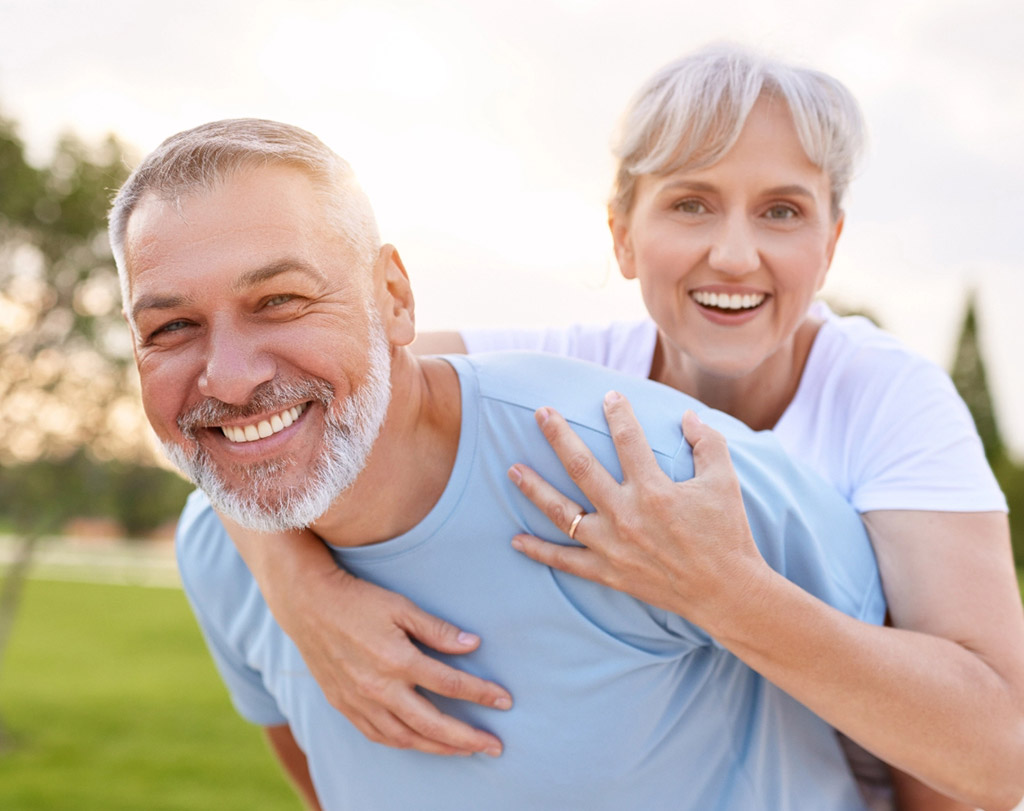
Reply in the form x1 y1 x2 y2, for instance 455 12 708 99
0 579 302 810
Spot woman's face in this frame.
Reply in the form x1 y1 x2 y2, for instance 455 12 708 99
612 96 843 381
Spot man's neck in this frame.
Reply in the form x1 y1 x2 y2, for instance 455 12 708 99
311 351 462 547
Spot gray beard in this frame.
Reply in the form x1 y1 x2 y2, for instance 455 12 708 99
161 313 392 532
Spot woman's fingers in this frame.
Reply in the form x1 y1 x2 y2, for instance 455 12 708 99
682 410 738 485
602 391 661 483
534 406 619 508
353 706 477 757
379 666 506 756
508 463 589 542
511 533 604 581
400 610 513 710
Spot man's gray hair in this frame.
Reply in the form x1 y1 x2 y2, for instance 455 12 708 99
611 44 866 219
109 118 381 320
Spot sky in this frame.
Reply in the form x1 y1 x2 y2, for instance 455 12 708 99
2 0 1022 456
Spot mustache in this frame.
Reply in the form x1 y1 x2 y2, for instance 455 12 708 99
177 377 335 439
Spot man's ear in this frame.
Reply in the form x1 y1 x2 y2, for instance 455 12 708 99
377 245 416 346
608 206 637 280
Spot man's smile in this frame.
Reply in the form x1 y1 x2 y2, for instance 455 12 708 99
220 403 309 443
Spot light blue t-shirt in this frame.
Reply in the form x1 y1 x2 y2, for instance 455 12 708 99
178 352 885 811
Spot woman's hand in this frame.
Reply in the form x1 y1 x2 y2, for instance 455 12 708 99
221 519 512 757
507 391 768 630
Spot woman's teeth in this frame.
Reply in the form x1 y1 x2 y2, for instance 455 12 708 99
691 291 766 310
220 404 307 443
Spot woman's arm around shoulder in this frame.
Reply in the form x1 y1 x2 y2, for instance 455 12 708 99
221 515 512 757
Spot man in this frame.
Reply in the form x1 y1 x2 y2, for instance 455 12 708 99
111 119 883 810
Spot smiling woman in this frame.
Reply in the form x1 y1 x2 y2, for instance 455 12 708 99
611 95 843 425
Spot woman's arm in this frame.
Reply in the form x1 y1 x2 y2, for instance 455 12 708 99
223 517 511 757
509 395 1024 810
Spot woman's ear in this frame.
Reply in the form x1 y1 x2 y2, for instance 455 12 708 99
817 213 845 292
608 206 637 280
825 214 845 269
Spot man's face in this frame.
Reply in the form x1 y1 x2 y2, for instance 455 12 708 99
125 165 391 530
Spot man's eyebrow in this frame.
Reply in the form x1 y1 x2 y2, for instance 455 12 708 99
232 261 328 292
131 293 190 323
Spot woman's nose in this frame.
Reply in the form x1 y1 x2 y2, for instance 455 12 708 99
708 214 760 276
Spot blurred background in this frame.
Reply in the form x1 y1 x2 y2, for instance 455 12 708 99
0 0 1022 807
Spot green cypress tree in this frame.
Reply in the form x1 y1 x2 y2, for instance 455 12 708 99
949 292 1005 465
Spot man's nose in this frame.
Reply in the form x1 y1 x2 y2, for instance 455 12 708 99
708 213 760 276
197 325 277 405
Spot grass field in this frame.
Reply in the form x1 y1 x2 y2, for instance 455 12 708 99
0 578 302 811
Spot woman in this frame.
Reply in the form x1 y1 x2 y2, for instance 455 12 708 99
226 46 1024 810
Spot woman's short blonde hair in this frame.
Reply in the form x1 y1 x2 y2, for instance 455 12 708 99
611 44 866 219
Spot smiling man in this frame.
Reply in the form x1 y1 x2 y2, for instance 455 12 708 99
109 119 885 810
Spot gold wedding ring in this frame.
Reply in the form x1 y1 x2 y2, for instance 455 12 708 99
568 510 586 541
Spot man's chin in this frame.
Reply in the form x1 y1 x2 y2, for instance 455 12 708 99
160 440 321 532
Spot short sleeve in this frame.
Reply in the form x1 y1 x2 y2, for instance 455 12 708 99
777 312 1007 514
175 491 287 726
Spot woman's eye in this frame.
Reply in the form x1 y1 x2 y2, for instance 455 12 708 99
675 199 706 214
765 204 798 220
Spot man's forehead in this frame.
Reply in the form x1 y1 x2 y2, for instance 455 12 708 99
124 167 345 286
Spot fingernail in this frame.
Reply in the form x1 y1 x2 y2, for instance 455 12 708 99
485 745 502 758
510 538 524 552
507 466 522 485
604 390 621 404
493 696 512 711
457 632 479 646
535 407 550 425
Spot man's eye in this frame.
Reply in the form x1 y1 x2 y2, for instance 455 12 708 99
153 320 190 336
263 294 300 308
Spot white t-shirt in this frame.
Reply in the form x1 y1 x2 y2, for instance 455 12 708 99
462 302 1007 514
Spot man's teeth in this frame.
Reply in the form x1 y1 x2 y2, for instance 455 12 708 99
691 291 766 310
220 404 307 443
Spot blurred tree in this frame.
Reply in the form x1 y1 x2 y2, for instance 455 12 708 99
949 292 1005 465
947 293 1023 567
0 116 156 468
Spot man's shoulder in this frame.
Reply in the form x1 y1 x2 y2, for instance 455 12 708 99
174 490 249 600
452 351 753 454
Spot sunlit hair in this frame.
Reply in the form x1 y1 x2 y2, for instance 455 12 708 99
611 44 866 219
108 118 381 325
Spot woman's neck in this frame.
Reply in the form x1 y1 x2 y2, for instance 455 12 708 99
649 318 822 432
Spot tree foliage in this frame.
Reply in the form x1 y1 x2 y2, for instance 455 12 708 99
949 292 1005 465
0 114 155 473
948 293 1023 565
